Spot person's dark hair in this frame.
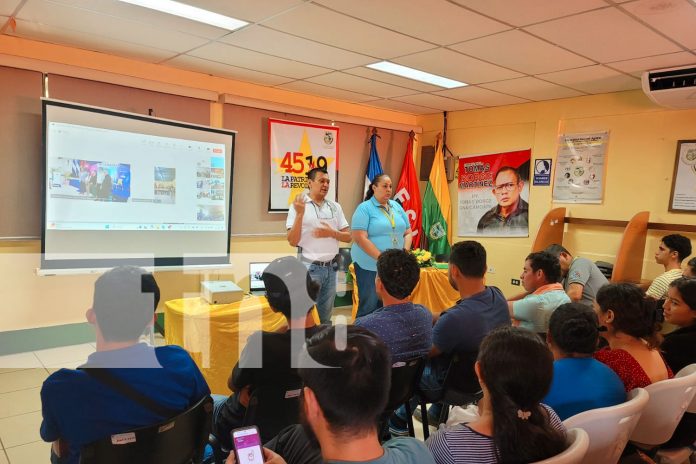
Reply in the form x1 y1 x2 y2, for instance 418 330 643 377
687 257 696 277
548 303 599 355
262 256 320 320
376 249 420 299
596 283 662 349
299 325 391 436
307 167 328 181
449 240 487 278
669 278 696 317
364 173 390 201
494 165 521 184
478 326 566 463
662 234 692 262
526 251 562 284
92 266 160 342
544 243 571 258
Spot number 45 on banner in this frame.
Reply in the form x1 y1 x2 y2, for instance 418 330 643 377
279 152 329 173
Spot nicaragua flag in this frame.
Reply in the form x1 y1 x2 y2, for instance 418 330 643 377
364 132 384 198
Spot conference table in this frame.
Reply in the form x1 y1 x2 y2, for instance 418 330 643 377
349 265 460 320
165 296 320 394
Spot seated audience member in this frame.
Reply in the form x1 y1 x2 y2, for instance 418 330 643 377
594 283 672 391
662 278 696 372
389 240 510 434
544 303 625 420
545 244 608 305
427 326 567 464
660 277 696 449
646 234 692 299
508 251 570 335
213 256 325 449
40 266 210 464
227 326 436 464
354 249 432 363
684 257 696 278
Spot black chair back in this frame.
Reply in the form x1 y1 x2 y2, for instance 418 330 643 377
243 379 304 443
441 351 482 406
79 395 213 464
379 357 426 439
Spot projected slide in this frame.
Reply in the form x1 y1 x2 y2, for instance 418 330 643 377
46 122 227 231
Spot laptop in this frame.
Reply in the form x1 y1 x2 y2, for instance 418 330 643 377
249 262 270 296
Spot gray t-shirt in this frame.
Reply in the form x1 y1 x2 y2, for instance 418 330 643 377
328 437 435 464
565 257 608 306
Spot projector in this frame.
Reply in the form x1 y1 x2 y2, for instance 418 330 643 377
201 280 244 305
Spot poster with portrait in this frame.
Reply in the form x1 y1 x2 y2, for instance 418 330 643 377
669 140 696 213
552 132 608 204
268 119 339 212
457 149 531 237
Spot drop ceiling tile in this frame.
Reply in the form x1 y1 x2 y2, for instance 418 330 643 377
17 0 210 53
394 48 523 85
450 29 595 74
362 99 439 115
219 25 374 69
313 0 509 45
187 42 331 79
434 86 531 106
306 72 419 98
11 19 178 62
538 65 641 93
277 80 377 102
343 67 443 92
1 1 21 15
43 0 229 40
393 94 481 111
261 3 433 59
188 0 308 23
525 7 682 63
607 52 696 76
621 0 696 49
166 55 294 86
452 0 609 26
480 77 585 100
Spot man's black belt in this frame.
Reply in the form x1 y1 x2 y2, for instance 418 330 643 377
300 255 339 267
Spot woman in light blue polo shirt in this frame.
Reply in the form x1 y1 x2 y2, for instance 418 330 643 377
351 174 412 317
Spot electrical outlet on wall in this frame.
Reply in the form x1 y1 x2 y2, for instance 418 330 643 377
511 278 520 286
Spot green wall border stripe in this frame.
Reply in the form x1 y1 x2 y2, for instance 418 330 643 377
0 322 95 356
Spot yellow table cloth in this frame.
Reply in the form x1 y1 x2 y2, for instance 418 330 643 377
350 265 459 320
164 296 288 395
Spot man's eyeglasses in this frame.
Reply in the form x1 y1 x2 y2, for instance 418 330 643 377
493 182 518 193
311 202 335 220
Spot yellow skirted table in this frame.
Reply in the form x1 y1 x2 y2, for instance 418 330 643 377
165 296 288 395
350 265 459 320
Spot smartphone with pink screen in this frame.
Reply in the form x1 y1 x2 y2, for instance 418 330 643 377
231 426 264 464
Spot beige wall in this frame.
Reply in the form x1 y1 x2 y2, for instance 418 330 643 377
417 90 696 297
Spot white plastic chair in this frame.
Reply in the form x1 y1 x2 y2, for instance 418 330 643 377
631 364 696 446
654 364 696 464
531 428 589 464
563 388 649 464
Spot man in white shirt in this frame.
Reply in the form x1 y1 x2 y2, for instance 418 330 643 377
287 168 350 323
646 234 692 299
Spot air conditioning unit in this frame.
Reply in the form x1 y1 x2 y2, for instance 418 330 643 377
642 64 696 109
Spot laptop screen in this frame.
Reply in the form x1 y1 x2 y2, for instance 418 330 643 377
249 262 270 292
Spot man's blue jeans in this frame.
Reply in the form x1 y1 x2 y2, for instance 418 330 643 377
392 360 447 427
354 263 382 318
306 263 337 324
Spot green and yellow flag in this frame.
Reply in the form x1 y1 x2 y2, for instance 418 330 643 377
421 135 451 256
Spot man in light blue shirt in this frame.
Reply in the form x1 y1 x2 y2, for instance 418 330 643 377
508 251 570 335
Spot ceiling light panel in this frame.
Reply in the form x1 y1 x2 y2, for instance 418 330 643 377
117 0 248 31
367 61 467 88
